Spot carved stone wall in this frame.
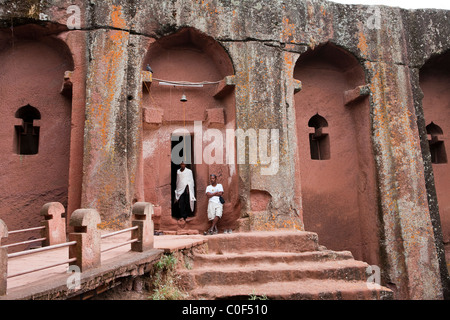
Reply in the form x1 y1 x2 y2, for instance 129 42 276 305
0 0 449 299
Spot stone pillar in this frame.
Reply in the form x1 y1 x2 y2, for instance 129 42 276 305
131 202 154 252
366 61 443 300
69 209 101 272
81 5 150 231
82 7 132 229
225 41 304 231
56 30 89 227
0 219 7 296
40 202 66 246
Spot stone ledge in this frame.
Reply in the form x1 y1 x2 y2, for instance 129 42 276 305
213 75 235 99
344 85 370 106
162 238 207 254
60 71 73 97
142 70 153 92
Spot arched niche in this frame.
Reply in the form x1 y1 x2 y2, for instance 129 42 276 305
141 27 239 233
293 43 380 265
420 50 450 247
0 24 74 247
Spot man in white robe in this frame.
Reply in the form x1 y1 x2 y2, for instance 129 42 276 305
174 162 196 220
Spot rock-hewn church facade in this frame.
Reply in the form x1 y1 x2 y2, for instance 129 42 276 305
0 0 449 299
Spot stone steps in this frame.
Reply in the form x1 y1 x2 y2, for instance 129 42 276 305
189 279 392 300
179 259 369 289
178 230 393 300
205 231 320 253
192 250 354 268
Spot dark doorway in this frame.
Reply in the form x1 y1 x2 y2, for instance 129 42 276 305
171 134 196 218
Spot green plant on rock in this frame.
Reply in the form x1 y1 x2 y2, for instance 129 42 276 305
149 253 188 300
156 253 177 270
249 290 269 300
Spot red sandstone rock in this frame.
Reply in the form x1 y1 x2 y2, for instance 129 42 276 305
131 202 154 252
40 202 66 246
0 31 73 243
69 209 101 272
176 230 200 235
178 231 393 300
294 44 380 267
205 108 225 127
143 107 164 126
0 0 448 300
250 190 272 212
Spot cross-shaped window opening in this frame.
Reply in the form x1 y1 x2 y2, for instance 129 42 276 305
308 114 330 160
427 122 447 164
15 104 41 155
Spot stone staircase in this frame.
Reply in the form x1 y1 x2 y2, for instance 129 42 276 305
178 230 393 300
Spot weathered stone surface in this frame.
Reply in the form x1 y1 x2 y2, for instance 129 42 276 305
0 0 449 300
179 231 393 300
205 108 225 127
131 202 154 252
0 248 163 300
0 219 8 296
69 209 102 271
143 107 164 126
40 202 67 246
365 60 444 299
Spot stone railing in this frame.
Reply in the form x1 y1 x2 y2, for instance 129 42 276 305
0 202 154 296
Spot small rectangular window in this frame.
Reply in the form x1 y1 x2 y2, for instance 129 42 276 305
15 123 40 155
309 133 330 160
429 140 447 164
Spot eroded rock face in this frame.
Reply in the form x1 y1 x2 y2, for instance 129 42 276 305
0 0 449 300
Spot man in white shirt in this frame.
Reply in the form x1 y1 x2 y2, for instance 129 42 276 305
173 162 196 220
205 174 223 235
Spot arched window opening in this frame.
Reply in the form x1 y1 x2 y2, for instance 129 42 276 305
15 104 41 155
427 122 447 164
308 114 330 160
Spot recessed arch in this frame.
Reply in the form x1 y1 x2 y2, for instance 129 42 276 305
427 122 444 136
308 113 328 129
15 104 41 121
293 42 380 265
141 27 239 234
0 24 74 246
